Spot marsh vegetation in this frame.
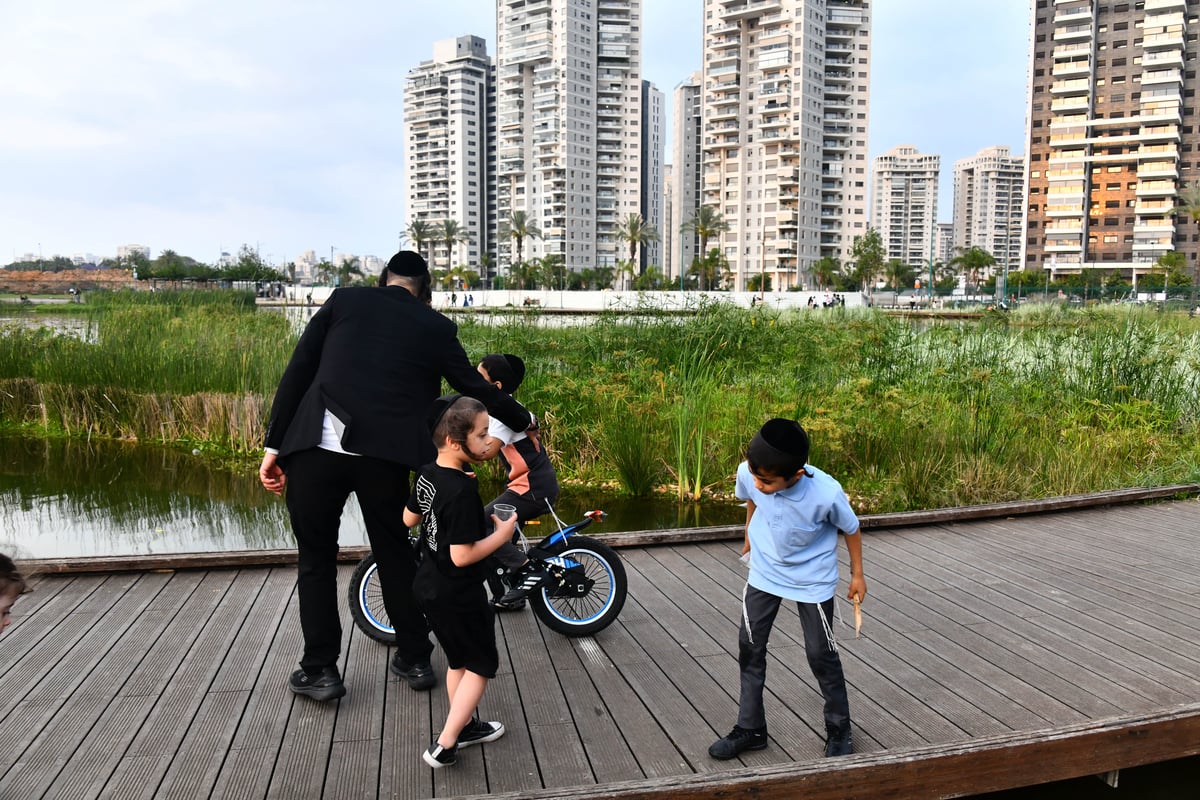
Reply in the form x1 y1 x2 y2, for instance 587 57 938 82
2 291 1198 513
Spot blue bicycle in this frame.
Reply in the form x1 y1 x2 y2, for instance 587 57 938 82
349 509 627 640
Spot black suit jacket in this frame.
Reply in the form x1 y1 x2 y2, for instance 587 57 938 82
264 285 531 469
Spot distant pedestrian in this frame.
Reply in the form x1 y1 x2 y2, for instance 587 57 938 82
709 418 866 761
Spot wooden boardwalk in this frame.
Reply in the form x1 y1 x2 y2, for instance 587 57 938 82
3 500 1199 799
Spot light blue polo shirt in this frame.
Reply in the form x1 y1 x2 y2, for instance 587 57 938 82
735 461 860 603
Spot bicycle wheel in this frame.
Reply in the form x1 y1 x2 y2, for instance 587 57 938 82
528 535 627 637
348 555 396 644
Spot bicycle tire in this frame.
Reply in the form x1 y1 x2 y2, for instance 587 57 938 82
348 554 397 644
528 535 626 637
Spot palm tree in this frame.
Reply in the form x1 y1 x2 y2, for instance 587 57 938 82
335 256 364 287
437 219 472 271
811 256 840 291
681 205 729 268
883 258 915 292
614 213 660 275
949 246 997 297
1173 180 1200 310
500 211 541 278
405 219 434 263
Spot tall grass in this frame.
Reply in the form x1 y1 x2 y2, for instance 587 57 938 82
4 294 1200 510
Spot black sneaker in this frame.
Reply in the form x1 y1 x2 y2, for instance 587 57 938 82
708 725 768 759
457 717 505 748
498 562 550 604
491 595 527 612
391 654 436 691
288 667 346 702
824 729 853 757
422 741 457 769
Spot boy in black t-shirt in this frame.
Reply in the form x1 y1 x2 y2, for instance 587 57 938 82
404 394 519 769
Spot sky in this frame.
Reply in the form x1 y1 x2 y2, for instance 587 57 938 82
0 1 1031 266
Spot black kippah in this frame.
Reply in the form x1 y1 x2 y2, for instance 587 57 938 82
386 250 429 277
748 418 809 466
426 393 462 434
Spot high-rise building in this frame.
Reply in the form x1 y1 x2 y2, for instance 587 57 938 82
870 145 940 268
936 222 955 266
403 36 492 270
495 0 642 274
672 71 704 282
953 145 1026 279
663 163 675 279
700 0 871 291
641 80 665 272
1025 0 1195 280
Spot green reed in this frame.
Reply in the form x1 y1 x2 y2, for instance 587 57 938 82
5 295 1200 511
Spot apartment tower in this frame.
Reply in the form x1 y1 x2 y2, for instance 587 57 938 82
870 145 940 268
953 145 1026 278
700 0 871 291
672 71 703 282
403 36 492 269
495 0 642 274
1026 0 1197 279
641 80 666 272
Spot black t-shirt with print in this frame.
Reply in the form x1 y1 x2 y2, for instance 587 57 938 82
406 462 488 585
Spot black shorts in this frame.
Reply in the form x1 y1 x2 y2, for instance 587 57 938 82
413 566 499 678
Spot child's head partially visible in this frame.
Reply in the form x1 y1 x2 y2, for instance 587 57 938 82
746 418 811 494
0 553 29 635
477 354 526 395
427 394 493 463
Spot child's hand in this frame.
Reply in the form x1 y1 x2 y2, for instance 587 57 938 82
491 513 518 537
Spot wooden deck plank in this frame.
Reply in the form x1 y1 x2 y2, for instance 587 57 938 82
882 528 1200 706
1 573 201 799
5 499 1200 800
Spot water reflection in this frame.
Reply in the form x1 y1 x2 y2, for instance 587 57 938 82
0 434 744 560
0 434 308 559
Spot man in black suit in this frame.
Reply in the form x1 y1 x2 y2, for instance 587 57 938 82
259 250 531 702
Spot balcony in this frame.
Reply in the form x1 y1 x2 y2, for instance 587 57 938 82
1143 30 1185 49
1053 24 1093 42
1053 58 1091 77
718 0 784 23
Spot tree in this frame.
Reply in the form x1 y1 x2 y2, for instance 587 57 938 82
536 254 566 290
883 258 916 292
334 256 365 287
949 246 997 296
747 273 772 293
811 256 840 292
689 249 727 291
500 210 541 279
405 219 434 263
848 228 885 294
632 265 666 291
614 213 659 275
681 206 729 268
1173 180 1200 310
437 219 472 270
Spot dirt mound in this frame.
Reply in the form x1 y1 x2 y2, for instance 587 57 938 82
0 268 134 294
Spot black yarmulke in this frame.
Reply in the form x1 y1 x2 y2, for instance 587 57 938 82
748 418 810 466
386 250 429 277
426 393 463 434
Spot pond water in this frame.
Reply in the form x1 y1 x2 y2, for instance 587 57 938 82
0 433 745 560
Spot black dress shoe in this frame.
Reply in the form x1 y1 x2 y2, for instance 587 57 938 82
289 667 346 702
391 653 436 690
824 729 853 757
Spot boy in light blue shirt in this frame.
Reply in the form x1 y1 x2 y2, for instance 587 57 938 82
709 418 867 760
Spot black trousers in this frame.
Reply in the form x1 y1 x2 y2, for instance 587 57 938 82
283 447 433 673
736 584 850 737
